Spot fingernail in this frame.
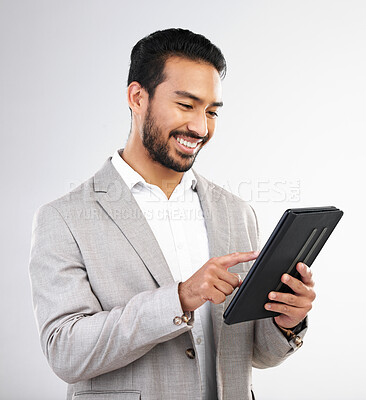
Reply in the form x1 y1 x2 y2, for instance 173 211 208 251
283 274 290 282
265 304 271 310
269 292 276 300
253 251 260 256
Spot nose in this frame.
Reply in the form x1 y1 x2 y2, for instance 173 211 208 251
186 110 208 138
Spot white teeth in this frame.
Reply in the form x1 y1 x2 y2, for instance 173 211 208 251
176 137 198 148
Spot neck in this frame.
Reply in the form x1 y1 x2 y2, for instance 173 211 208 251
122 135 184 199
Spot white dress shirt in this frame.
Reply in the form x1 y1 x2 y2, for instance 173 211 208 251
111 149 217 400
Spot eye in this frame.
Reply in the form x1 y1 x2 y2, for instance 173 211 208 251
178 103 193 109
207 111 219 118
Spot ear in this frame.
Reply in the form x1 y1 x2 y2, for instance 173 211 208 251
127 81 149 115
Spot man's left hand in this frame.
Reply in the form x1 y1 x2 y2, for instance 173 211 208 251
264 262 316 329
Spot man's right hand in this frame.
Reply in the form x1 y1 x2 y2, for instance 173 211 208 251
178 251 259 312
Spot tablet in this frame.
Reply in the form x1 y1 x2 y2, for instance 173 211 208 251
223 206 343 325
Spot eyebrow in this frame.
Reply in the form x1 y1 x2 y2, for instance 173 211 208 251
174 90 223 108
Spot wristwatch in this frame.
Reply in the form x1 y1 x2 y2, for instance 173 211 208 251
274 319 305 348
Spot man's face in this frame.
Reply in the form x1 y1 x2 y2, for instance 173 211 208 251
140 56 223 172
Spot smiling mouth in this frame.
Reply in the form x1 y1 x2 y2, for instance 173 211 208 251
174 135 203 150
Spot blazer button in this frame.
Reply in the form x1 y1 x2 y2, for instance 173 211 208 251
185 348 195 359
173 317 183 326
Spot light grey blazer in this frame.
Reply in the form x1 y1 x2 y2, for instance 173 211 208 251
29 158 306 400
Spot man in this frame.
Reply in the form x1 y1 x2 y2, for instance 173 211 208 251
29 29 315 400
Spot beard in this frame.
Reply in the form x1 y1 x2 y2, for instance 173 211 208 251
141 105 208 173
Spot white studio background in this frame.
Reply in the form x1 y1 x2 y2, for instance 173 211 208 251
0 1 365 399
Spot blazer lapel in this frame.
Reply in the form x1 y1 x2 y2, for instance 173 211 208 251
193 172 230 259
194 171 230 348
93 158 174 288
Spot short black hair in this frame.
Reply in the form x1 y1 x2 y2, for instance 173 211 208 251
127 28 226 98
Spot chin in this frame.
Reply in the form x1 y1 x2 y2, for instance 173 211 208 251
172 153 197 172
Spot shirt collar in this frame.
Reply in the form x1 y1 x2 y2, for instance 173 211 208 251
111 149 146 190
111 149 197 192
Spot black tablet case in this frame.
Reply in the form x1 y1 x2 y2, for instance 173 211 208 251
223 206 343 325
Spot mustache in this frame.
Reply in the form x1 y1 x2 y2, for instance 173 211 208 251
170 130 209 143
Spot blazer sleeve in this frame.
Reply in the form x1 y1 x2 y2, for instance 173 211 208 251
29 204 192 384
252 317 308 368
